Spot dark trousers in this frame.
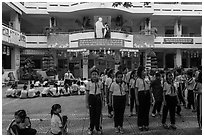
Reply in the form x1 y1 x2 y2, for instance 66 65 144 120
106 91 113 115
162 95 177 125
137 91 151 127
152 101 162 114
197 94 202 127
11 125 37 135
113 95 126 127
88 94 102 131
130 88 137 113
178 85 186 105
187 90 195 109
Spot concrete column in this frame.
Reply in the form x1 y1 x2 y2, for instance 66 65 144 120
145 18 151 35
11 47 20 80
83 56 88 79
50 17 56 28
144 51 148 68
176 49 182 68
174 18 182 37
10 11 20 31
163 52 166 68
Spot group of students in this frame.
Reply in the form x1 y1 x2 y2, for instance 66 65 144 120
85 65 202 134
7 104 68 135
5 79 86 99
6 66 202 135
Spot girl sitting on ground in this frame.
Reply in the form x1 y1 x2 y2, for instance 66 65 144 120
41 83 53 97
28 84 40 98
6 84 17 98
20 84 28 99
7 110 37 135
51 104 68 135
50 83 61 97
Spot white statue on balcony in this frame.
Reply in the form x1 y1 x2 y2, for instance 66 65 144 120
95 17 105 38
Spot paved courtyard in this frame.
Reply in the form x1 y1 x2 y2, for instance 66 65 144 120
2 86 202 135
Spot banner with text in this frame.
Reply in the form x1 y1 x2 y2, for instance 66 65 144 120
164 38 193 44
79 39 124 47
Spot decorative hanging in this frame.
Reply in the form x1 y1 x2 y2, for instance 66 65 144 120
6 46 10 56
3 46 6 54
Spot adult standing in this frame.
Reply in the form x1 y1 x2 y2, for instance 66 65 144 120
64 70 75 93
95 17 105 38
135 66 152 131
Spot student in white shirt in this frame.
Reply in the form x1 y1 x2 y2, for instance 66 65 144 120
135 66 152 131
6 84 16 98
193 72 202 129
20 85 28 99
105 69 114 118
128 70 137 117
51 104 67 135
109 71 128 134
162 71 180 130
50 83 60 97
86 67 103 135
28 84 38 98
186 69 196 111
41 83 53 97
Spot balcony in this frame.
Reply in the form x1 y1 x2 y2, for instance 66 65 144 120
26 34 47 48
47 2 153 13
69 30 133 48
2 24 26 47
153 2 202 16
154 35 202 49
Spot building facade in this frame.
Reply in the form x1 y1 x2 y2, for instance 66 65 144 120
2 2 202 79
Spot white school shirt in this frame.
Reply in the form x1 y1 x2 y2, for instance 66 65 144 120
41 87 50 94
163 82 177 96
86 81 102 95
135 77 150 92
105 77 113 87
109 82 128 96
51 114 63 134
129 78 136 89
186 78 196 90
28 89 36 98
6 88 15 96
20 90 28 98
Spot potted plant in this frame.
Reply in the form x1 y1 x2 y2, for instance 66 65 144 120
46 66 57 76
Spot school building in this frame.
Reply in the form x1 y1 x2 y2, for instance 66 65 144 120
2 2 202 79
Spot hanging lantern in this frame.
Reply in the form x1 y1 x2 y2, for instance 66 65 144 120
121 51 124 57
3 46 6 54
194 52 197 58
6 46 10 56
196 51 199 58
128 52 130 57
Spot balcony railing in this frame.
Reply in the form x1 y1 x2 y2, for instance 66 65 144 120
2 24 26 47
26 35 47 48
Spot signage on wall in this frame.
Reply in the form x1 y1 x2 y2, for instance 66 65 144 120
164 38 193 44
79 39 124 47
21 49 47 55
